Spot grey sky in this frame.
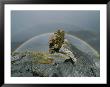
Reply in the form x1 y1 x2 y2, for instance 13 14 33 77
11 10 100 42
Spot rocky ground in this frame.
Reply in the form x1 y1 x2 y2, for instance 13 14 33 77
11 43 100 77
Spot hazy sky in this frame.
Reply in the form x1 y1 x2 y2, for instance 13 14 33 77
11 10 100 42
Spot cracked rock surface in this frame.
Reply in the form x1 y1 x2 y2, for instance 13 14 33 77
11 44 100 77
11 30 99 77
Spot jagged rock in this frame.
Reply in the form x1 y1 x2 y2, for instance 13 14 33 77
48 29 77 63
11 30 99 77
59 39 77 63
11 44 99 77
48 29 65 53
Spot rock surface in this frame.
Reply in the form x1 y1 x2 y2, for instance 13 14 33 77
48 29 65 53
11 43 100 77
11 30 100 77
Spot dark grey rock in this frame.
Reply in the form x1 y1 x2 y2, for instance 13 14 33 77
11 44 100 77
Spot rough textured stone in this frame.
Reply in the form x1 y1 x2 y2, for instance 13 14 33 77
11 30 100 77
48 29 65 53
11 44 99 77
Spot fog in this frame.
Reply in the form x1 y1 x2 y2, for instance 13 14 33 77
11 10 100 42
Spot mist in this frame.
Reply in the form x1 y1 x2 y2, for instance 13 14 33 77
11 10 100 42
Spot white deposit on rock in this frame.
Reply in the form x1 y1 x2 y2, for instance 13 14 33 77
59 39 77 63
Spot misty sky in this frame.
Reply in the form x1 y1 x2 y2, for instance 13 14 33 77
11 10 100 42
